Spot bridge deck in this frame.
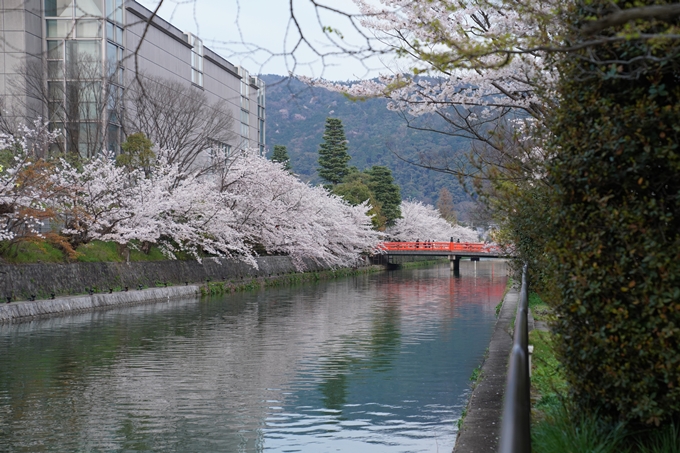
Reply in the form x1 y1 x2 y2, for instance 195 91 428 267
379 241 503 258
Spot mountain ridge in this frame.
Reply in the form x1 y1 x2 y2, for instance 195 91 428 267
261 74 476 218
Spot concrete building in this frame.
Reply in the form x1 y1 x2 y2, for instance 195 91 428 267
0 0 265 159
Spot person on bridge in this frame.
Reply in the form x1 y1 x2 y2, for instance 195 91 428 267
416 239 420 249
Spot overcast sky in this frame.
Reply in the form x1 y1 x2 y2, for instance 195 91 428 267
137 0 393 81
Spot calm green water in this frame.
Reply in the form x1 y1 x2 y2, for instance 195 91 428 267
0 261 507 453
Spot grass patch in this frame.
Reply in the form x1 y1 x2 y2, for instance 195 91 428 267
533 403 629 453
469 363 482 383
200 265 383 297
530 320 680 453
529 291 553 323
128 245 167 262
495 276 514 317
0 241 65 263
77 241 168 262
533 403 680 453
1 239 176 264
530 329 567 412
76 241 124 262
530 331 624 453
632 422 680 453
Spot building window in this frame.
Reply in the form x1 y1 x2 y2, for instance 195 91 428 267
187 33 203 87
254 76 266 150
45 0 104 18
75 0 103 17
238 66 250 109
208 139 232 162
105 0 123 24
105 17 125 154
45 0 105 157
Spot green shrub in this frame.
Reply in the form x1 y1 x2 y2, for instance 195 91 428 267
547 1 680 425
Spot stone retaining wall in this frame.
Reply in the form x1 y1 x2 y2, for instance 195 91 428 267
0 285 200 323
0 256 331 302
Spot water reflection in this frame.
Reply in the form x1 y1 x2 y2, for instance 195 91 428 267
0 260 507 452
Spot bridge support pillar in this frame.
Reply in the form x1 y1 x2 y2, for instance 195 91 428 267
450 255 460 273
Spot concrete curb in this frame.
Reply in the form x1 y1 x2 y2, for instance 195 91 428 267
0 285 201 324
453 284 519 453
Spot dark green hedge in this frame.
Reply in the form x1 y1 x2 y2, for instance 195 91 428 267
547 3 680 424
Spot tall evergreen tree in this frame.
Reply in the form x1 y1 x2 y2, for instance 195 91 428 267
436 187 456 224
367 166 401 227
270 144 292 171
317 117 351 186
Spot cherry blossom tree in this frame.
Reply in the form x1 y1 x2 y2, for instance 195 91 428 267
41 142 380 268
1 122 381 268
0 121 63 244
213 150 380 268
298 0 559 183
386 200 478 243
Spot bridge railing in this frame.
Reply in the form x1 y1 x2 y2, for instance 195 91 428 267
498 264 531 453
378 241 500 254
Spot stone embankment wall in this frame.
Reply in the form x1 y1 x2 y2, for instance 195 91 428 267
0 256 347 324
0 256 330 302
0 286 201 323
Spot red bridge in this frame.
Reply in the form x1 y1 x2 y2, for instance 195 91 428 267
378 241 502 257
377 241 504 271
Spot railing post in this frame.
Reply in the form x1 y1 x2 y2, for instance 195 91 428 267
498 264 531 453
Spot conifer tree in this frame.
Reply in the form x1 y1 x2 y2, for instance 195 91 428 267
317 117 351 186
436 187 456 224
271 144 292 171
116 132 155 175
367 165 401 227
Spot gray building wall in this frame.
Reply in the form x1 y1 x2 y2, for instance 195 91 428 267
0 0 265 155
0 0 44 129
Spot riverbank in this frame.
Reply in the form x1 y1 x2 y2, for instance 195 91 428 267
0 256 335 303
0 285 201 323
0 255 451 324
453 281 519 453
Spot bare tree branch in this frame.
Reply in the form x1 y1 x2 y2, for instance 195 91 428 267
124 74 237 173
581 4 680 36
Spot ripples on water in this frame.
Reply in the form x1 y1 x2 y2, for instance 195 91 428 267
0 261 507 452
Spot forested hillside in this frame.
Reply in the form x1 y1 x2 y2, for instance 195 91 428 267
261 75 475 218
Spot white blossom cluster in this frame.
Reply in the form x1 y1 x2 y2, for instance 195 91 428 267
300 0 558 146
386 200 478 242
0 128 381 269
0 121 62 241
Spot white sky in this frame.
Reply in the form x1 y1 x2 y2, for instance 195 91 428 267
136 0 394 81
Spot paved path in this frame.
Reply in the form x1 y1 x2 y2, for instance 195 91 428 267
453 285 519 453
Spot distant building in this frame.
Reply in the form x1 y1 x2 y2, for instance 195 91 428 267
0 0 265 158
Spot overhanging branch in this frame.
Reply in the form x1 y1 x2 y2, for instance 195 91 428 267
581 4 680 36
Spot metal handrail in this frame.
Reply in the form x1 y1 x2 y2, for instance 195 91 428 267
378 241 501 254
498 264 531 453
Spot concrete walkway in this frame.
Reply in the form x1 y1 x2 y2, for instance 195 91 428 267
453 285 519 453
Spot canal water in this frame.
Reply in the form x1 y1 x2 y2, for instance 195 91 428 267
0 261 507 453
